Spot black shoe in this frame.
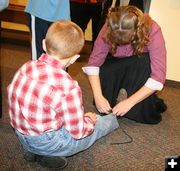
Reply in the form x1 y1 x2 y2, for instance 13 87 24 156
24 151 68 169
36 155 68 170
23 150 37 162
155 97 167 113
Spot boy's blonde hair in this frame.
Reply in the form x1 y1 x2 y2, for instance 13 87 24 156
45 20 85 59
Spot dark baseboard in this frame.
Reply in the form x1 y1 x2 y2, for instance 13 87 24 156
165 79 180 89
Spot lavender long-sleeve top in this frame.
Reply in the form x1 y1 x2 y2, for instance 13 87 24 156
86 20 166 90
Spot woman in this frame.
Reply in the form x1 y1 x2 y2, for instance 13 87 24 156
83 5 167 124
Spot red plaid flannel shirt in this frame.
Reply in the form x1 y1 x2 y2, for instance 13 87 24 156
7 54 94 139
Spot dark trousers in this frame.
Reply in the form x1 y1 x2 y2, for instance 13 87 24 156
129 0 144 12
27 13 52 60
70 2 102 43
99 0 120 29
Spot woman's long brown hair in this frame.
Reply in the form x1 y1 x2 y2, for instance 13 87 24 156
104 5 153 55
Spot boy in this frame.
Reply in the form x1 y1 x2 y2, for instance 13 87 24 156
7 20 119 170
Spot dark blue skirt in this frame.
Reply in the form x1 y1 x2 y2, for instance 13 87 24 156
99 53 163 124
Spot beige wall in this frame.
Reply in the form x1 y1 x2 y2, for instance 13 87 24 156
149 0 180 82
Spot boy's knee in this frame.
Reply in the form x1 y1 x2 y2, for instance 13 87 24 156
107 114 119 129
96 114 119 130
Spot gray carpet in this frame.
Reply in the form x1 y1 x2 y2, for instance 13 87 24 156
0 36 180 171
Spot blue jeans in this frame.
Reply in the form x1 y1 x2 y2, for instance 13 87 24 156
15 114 119 157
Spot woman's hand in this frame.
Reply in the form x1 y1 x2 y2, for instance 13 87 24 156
87 75 112 114
113 86 156 116
112 99 133 116
94 95 112 114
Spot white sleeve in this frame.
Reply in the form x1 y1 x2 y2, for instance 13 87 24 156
144 78 164 91
82 66 100 75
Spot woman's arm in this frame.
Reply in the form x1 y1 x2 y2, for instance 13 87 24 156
148 20 167 89
83 23 111 114
88 75 112 114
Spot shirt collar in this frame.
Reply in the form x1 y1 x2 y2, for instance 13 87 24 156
38 53 66 70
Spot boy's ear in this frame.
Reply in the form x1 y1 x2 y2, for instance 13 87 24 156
69 54 80 64
42 39 47 52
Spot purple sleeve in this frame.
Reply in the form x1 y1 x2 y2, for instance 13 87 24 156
88 24 111 67
148 21 167 84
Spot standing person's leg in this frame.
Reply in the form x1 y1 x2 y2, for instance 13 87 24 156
99 0 112 29
70 2 91 32
99 0 120 31
26 13 52 60
128 0 144 12
91 3 103 43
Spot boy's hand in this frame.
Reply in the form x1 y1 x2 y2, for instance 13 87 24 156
85 112 97 123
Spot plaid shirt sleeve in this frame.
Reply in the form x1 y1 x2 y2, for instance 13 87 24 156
53 77 95 140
